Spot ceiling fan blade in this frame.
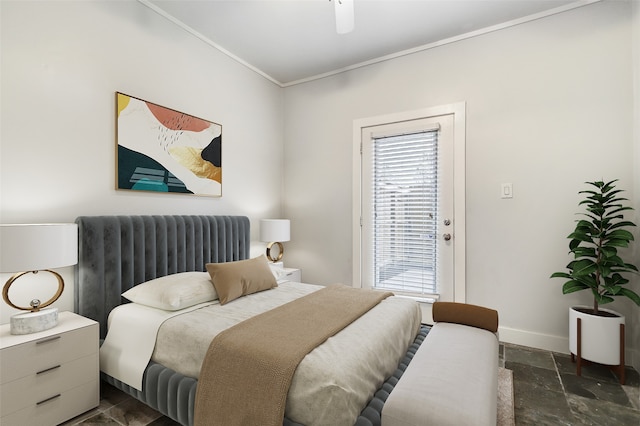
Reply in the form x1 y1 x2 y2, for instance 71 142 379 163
334 0 354 34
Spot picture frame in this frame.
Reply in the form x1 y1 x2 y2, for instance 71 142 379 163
116 92 222 196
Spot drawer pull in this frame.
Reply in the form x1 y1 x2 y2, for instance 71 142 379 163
36 394 61 405
37 365 61 375
36 335 61 345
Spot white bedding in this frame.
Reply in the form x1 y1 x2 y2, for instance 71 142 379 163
100 300 215 390
101 281 422 426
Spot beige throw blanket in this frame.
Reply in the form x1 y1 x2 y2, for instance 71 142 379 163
194 284 393 426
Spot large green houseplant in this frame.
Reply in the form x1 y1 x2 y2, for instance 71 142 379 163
551 179 639 375
551 179 640 313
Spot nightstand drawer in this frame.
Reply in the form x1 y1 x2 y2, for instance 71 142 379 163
279 268 301 283
0 379 99 426
0 323 96 384
0 352 98 417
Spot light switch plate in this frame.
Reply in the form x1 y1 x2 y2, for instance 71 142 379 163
501 183 513 199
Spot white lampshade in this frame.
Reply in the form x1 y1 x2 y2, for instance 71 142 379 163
0 223 78 272
260 219 290 243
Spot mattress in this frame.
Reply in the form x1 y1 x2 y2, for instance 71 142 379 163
102 281 422 426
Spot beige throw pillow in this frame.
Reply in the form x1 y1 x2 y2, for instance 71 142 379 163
206 255 277 305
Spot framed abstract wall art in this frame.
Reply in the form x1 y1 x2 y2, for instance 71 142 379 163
116 92 222 196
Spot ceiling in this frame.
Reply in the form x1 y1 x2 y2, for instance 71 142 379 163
143 0 596 87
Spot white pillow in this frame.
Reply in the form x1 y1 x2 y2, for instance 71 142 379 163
122 272 218 311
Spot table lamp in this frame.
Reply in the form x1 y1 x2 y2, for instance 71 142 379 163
260 219 290 263
0 223 78 335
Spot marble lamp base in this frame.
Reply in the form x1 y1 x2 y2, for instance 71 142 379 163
10 307 59 335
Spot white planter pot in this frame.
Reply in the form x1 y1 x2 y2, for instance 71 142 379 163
569 305 625 365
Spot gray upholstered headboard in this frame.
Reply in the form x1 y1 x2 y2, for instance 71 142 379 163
74 215 250 338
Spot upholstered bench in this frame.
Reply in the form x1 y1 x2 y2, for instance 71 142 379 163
381 302 499 426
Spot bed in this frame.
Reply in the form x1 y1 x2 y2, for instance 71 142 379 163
74 215 430 426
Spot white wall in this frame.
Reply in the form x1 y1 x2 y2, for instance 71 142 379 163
283 1 637 354
0 1 284 323
631 0 640 372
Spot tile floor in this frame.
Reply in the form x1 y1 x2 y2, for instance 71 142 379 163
502 343 640 425
64 343 640 426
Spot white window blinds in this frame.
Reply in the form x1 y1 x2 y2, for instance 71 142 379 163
371 129 439 295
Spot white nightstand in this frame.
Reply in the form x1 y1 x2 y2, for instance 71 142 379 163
0 311 99 426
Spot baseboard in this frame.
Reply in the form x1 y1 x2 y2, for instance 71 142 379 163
500 326 638 367
499 326 569 354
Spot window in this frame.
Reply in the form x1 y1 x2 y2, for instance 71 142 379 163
370 129 439 295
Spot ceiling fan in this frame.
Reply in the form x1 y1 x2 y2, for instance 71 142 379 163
332 0 354 34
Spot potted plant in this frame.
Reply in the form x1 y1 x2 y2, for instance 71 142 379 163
551 179 639 374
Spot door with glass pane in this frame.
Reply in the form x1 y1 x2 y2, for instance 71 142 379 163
361 114 454 301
